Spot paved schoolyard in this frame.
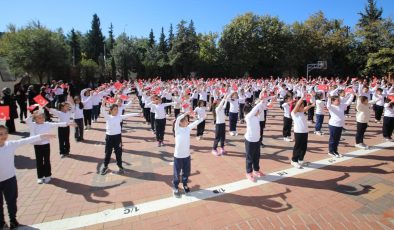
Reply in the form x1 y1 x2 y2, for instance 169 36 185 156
4 96 394 230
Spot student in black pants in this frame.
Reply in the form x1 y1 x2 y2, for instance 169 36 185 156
382 99 394 141
291 96 314 168
100 101 139 175
0 125 54 230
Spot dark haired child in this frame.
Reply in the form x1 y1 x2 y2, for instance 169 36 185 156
0 125 54 229
172 112 205 197
100 100 140 175
327 92 355 158
194 100 207 140
244 100 265 182
382 98 394 141
27 110 74 184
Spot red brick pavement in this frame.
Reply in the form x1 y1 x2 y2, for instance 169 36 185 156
3 97 394 230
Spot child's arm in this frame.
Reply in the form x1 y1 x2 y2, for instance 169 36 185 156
9 133 55 148
344 93 355 106
245 102 263 120
163 102 177 107
100 99 109 120
291 95 304 116
174 113 186 133
120 113 140 120
188 114 205 130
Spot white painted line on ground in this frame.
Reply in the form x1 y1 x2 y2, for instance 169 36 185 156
28 141 394 230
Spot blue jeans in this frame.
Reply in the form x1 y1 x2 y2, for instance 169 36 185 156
173 156 191 188
315 114 324 131
229 112 238 132
329 125 342 153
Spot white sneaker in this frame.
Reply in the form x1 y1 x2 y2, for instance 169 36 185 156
229 132 235 136
234 132 238 136
291 161 301 169
37 178 44 184
84 127 88 130
298 160 304 166
328 152 336 157
355 144 364 149
44 176 51 183
384 138 393 142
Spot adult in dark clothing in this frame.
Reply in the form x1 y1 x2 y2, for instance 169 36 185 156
14 86 27 123
27 85 37 106
1 88 18 133
40 86 52 122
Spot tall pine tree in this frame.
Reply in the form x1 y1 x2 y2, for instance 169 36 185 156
168 24 174 51
86 14 105 63
148 29 155 48
158 27 167 54
68 28 82 66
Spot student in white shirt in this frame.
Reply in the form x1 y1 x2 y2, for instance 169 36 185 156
212 95 228 156
194 100 207 140
314 92 325 135
327 92 355 158
0 125 54 230
238 89 246 124
46 102 73 158
27 110 73 184
244 101 265 182
282 95 294 141
382 98 394 141
228 92 240 136
355 96 372 149
147 95 176 147
67 94 85 142
372 88 385 123
80 89 93 130
172 112 204 197
100 100 139 175
172 91 182 118
291 95 314 169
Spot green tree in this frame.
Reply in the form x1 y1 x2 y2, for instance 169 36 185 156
112 33 138 79
67 28 82 66
85 14 105 63
356 0 393 74
168 24 174 51
148 29 155 48
80 58 99 83
0 22 70 83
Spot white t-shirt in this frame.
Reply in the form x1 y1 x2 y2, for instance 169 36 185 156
174 114 203 158
291 112 308 133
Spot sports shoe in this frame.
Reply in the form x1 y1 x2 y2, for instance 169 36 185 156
160 141 165 147
173 188 181 198
384 138 393 142
229 131 235 136
196 136 201 140
116 167 125 175
328 152 336 157
287 137 293 142
335 152 343 158
298 160 304 166
84 126 88 130
355 143 365 149
44 176 51 183
9 220 19 230
291 161 301 169
100 167 108 175
234 132 238 136
183 184 191 193
253 171 264 177
157 141 161 147
211 149 219 156
220 148 227 155
37 178 44 184
246 173 256 182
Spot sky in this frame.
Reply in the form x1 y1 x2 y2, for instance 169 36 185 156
1 0 393 38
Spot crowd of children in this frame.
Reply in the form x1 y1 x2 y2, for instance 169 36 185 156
0 76 394 229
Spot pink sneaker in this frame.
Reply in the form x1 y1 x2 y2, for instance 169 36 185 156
246 173 256 182
211 150 219 156
253 171 264 178
220 148 227 155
